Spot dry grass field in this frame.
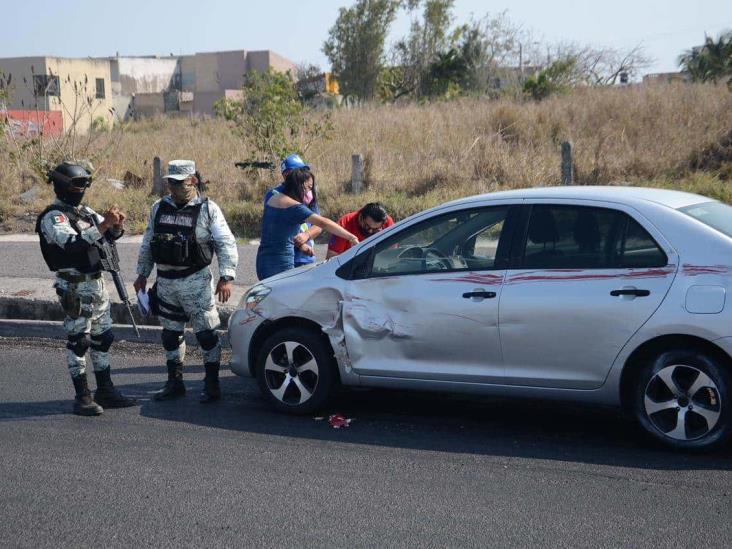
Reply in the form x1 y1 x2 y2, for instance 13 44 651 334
1 82 730 236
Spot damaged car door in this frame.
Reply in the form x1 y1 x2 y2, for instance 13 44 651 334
500 202 677 389
340 204 519 383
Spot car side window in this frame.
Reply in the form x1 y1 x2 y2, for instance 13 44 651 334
369 207 509 276
521 205 666 269
616 217 667 268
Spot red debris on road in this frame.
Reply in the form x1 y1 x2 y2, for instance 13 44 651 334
328 414 352 429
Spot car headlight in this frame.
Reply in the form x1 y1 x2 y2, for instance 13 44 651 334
244 284 271 311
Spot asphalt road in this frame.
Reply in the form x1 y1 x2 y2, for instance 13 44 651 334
1 338 731 548
0 241 329 288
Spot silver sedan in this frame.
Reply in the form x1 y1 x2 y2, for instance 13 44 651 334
229 186 732 451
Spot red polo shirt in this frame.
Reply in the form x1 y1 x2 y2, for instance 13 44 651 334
328 210 395 254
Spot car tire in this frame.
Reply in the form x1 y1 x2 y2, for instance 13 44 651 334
634 349 732 451
255 327 337 414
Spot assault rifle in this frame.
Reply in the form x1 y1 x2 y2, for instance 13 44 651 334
87 209 140 338
234 160 276 170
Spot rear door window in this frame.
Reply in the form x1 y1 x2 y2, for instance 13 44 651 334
615 218 667 268
520 205 666 269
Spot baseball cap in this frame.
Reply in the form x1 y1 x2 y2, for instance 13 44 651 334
280 154 310 174
163 159 196 181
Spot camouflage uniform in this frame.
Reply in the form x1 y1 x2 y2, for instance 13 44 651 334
39 200 118 377
137 193 238 400
149 269 220 363
37 175 136 417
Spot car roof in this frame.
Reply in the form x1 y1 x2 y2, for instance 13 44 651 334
444 185 713 210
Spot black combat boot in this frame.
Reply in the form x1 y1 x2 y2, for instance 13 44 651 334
94 368 137 408
199 362 221 403
72 374 103 416
153 360 186 401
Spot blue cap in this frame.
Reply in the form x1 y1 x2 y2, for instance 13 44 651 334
280 154 310 174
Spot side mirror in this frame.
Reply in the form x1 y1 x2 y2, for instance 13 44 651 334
335 248 373 280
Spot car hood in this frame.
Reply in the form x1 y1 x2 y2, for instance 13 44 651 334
258 260 331 285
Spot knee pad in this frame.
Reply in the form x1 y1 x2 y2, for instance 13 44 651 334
195 329 219 351
66 333 91 357
90 329 114 352
161 329 184 352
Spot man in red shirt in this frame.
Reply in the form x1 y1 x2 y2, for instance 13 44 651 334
327 202 395 258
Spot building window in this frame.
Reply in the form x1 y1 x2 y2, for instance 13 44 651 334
33 75 60 97
95 78 105 99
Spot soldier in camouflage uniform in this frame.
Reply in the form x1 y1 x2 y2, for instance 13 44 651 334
134 160 238 403
36 161 137 416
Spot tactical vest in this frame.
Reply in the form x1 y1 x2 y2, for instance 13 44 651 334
150 199 213 269
35 204 102 273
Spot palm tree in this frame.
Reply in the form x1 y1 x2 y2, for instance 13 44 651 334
679 31 732 85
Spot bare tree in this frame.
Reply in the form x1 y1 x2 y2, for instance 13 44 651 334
1 67 118 180
547 42 652 85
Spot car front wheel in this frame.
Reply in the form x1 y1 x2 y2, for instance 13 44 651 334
255 327 337 414
634 349 732 451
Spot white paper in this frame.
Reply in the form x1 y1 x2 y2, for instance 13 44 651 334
137 289 150 317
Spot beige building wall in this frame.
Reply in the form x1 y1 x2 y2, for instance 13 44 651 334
192 90 222 116
246 50 271 73
179 55 196 91
194 52 220 92
216 50 248 90
45 57 114 133
266 50 296 76
0 57 51 111
133 92 166 118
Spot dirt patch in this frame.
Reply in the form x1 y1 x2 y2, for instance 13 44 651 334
11 290 33 297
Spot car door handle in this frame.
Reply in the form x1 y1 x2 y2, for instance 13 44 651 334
462 291 497 299
610 289 650 297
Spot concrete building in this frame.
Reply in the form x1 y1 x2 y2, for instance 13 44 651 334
179 49 296 115
642 72 691 85
110 56 180 120
0 56 114 134
111 49 295 118
0 48 296 130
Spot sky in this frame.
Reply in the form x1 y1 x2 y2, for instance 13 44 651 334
1 0 730 74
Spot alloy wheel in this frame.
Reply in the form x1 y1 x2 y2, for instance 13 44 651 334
263 341 319 406
644 364 722 441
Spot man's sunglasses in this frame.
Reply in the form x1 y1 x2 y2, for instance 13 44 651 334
166 178 193 186
360 220 384 234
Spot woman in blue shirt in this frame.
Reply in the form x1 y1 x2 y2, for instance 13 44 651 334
256 168 359 280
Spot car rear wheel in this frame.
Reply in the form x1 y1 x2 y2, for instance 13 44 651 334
255 327 337 414
634 349 732 451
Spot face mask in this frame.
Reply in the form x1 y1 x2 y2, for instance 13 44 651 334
303 190 313 205
54 182 85 207
170 183 197 204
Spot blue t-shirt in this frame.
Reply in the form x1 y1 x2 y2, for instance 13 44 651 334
264 183 320 265
256 201 314 280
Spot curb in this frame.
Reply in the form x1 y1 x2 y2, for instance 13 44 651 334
0 319 230 347
0 296 234 327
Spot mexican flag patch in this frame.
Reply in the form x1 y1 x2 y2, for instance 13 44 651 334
52 214 66 224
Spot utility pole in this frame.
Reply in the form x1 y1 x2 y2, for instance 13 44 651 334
519 43 523 81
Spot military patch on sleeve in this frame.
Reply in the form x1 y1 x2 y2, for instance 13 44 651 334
52 214 66 224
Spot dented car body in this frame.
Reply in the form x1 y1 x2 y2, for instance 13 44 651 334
229 186 732 451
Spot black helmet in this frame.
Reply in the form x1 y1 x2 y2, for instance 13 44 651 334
48 161 92 206
48 161 92 187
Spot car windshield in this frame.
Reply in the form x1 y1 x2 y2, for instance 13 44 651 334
679 201 732 238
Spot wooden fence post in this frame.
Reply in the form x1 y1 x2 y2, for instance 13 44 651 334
561 141 573 185
351 154 364 194
152 156 164 196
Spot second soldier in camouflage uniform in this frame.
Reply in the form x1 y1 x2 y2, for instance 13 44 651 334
134 160 238 402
